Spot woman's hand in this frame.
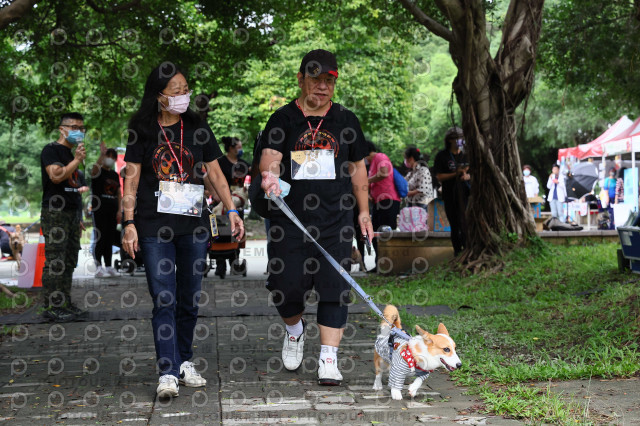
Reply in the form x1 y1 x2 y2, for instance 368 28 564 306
229 211 245 241
122 225 139 259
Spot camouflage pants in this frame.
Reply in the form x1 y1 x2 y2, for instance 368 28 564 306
41 209 81 307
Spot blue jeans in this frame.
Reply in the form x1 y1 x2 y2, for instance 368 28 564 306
549 200 565 222
140 232 209 377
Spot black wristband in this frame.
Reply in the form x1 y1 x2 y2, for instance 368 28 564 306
122 220 135 228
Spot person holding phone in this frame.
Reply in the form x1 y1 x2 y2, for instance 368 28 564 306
40 112 88 322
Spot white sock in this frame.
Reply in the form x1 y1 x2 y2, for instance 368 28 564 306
285 320 303 337
319 345 338 364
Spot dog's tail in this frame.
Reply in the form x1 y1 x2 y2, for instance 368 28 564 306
381 305 402 330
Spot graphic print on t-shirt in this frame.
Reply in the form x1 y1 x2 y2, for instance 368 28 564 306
103 178 119 198
67 170 80 188
294 128 339 157
152 142 195 182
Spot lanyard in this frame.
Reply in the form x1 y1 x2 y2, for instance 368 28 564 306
158 117 185 183
295 99 332 145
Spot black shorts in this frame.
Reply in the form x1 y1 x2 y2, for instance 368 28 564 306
266 226 352 306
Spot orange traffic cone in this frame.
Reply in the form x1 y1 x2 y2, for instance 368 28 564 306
32 229 45 287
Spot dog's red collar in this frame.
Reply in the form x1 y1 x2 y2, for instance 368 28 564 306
399 346 433 373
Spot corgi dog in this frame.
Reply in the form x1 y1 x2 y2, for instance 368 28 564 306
373 305 462 400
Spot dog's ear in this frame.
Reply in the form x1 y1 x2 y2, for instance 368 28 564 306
437 323 449 336
415 325 433 344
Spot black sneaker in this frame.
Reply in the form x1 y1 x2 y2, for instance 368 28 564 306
43 307 75 322
66 303 88 317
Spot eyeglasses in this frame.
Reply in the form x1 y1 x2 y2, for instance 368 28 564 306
61 125 86 132
159 90 192 97
307 76 336 87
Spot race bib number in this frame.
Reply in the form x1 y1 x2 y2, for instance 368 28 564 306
291 149 335 180
157 181 204 217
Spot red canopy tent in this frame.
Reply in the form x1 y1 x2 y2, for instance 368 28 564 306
602 116 640 156
558 116 634 161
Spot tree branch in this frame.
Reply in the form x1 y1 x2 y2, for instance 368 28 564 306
84 0 141 14
0 0 40 30
396 0 453 42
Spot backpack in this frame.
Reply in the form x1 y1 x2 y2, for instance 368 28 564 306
398 207 429 232
393 168 408 198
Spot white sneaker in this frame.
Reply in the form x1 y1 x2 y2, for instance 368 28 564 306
156 374 179 398
282 319 305 371
179 361 206 387
94 266 107 277
318 357 343 386
105 266 118 277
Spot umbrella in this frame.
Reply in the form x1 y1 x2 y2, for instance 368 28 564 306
566 162 599 199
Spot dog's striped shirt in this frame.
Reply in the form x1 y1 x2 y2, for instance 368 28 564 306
375 331 430 390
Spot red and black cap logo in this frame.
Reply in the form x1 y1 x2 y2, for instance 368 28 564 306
299 49 338 78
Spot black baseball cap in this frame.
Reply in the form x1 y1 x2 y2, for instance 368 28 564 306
299 49 338 78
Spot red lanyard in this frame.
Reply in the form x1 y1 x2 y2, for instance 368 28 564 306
158 117 184 183
295 99 332 145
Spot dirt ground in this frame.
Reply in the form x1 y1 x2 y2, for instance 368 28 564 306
535 376 640 424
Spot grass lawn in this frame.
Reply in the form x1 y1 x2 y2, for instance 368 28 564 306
359 241 640 424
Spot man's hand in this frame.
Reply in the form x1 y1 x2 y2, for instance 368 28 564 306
78 186 89 193
229 211 245 241
261 171 282 197
99 141 107 156
116 211 122 224
358 212 374 245
75 143 86 162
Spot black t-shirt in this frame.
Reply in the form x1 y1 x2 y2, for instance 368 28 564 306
91 167 121 213
260 100 368 237
433 149 468 203
124 118 223 238
40 142 83 211
218 156 250 187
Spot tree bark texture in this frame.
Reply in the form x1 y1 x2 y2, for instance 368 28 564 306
0 0 40 30
399 0 544 268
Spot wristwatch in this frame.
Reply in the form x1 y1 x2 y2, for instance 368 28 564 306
122 220 135 228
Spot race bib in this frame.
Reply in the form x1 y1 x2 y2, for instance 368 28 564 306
291 149 336 180
157 181 204 217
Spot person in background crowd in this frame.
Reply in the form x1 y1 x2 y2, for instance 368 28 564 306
122 63 243 398
615 167 626 204
90 142 121 277
604 168 617 204
365 141 400 272
547 164 566 222
434 127 470 256
522 165 539 198
40 112 88 322
404 146 434 210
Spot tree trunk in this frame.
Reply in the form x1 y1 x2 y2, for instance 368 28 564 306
0 0 40 30
399 0 545 270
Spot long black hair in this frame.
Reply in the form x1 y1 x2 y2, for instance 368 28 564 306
127 62 201 141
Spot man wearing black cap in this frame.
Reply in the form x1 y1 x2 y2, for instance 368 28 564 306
255 49 373 386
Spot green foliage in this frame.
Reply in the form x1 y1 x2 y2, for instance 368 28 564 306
538 0 640 114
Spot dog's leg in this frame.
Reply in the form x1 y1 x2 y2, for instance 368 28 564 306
390 388 403 400
408 376 425 398
372 352 383 390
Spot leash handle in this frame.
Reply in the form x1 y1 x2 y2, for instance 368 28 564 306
269 194 411 341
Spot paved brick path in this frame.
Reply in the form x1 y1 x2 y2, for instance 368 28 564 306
0 274 523 425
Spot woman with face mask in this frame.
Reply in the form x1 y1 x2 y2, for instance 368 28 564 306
403 146 434 210
90 142 122 277
522 165 539 198
122 63 244 398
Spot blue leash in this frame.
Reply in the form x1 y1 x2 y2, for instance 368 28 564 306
269 194 412 341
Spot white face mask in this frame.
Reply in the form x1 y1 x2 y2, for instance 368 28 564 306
159 91 191 115
104 157 115 168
